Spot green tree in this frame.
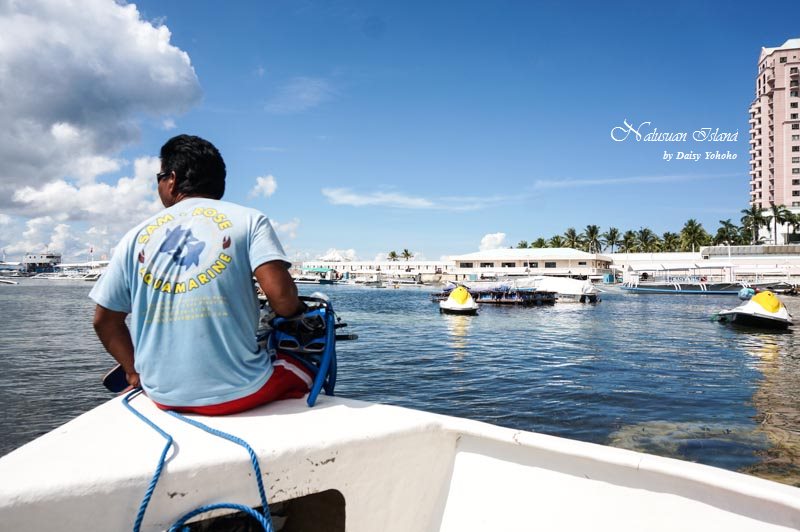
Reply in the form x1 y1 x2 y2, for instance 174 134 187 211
680 219 709 252
516 240 529 249
767 203 792 245
713 219 740 245
619 230 637 252
531 238 547 248
581 224 602 253
636 227 659 252
661 232 681 252
549 235 565 248
786 212 800 244
387 251 399 261
740 204 767 245
401 249 413 261
563 227 581 249
601 227 621 253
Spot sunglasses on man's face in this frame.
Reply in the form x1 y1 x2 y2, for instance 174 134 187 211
156 171 171 183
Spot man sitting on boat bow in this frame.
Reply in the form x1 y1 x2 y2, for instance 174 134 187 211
90 134 314 415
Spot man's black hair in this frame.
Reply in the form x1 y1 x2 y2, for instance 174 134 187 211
160 134 226 199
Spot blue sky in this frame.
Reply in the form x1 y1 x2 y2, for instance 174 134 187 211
2 0 800 262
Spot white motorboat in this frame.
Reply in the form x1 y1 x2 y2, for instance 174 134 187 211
439 286 479 315
0 394 798 531
717 290 793 330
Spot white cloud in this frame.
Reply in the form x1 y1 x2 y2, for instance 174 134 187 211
320 248 357 261
270 217 300 239
0 0 201 198
533 173 737 190
5 157 162 258
0 214 11 225
162 118 177 130
250 175 278 198
322 188 435 209
322 187 520 211
479 232 507 251
265 77 335 114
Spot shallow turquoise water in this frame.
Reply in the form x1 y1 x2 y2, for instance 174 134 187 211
1 280 799 483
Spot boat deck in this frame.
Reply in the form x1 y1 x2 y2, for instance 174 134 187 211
1 395 798 531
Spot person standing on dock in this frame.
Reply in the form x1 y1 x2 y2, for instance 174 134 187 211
90 134 313 415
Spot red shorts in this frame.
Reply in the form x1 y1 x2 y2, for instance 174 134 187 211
153 353 314 416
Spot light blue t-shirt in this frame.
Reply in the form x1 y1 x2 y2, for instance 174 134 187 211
90 197 290 406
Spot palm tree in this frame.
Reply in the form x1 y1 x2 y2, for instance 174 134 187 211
636 227 659 252
531 238 547 248
680 219 709 252
786 212 800 244
516 240 529 249
401 249 413 261
767 203 792 244
713 219 740 246
387 251 399 261
563 227 581 249
661 232 681 252
581 224 602 253
740 204 767 245
601 227 621 253
549 235 565 248
619 230 637 252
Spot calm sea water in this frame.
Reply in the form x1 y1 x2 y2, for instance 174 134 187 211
1 280 799 485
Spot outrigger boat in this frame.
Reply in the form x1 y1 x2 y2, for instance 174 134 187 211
717 290 793 330
1 299 799 531
439 285 479 315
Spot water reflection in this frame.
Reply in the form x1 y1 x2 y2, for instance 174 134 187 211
739 329 800 485
443 314 473 361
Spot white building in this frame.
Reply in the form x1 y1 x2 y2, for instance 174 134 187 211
448 248 613 281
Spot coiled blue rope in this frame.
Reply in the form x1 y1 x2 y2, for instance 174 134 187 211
122 389 274 532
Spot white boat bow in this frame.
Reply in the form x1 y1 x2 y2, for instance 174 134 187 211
0 394 798 531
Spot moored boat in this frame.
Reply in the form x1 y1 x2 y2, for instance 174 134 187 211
717 290 793 330
439 285 479 315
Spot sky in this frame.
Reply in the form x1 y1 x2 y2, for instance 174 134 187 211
1 0 799 263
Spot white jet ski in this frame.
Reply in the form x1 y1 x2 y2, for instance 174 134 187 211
439 286 479 315
717 290 793 330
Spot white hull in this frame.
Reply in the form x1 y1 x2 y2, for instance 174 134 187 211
0 395 798 531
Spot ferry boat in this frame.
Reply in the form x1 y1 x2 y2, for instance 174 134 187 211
0 394 798 531
620 267 793 295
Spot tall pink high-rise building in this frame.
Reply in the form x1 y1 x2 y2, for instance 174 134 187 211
749 38 800 214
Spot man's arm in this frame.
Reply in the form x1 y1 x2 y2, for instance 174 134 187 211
92 305 140 388
254 261 305 317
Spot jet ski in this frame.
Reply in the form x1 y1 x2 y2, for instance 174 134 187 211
439 285 479 315
717 290 793 330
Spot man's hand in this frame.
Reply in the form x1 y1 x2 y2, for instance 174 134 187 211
126 371 141 388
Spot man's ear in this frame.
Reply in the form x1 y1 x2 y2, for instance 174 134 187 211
167 171 178 197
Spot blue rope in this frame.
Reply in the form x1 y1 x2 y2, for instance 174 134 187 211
122 389 273 532
164 409 272 529
122 389 174 532
169 503 271 531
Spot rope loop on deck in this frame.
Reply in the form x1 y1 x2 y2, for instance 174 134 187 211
122 389 273 532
